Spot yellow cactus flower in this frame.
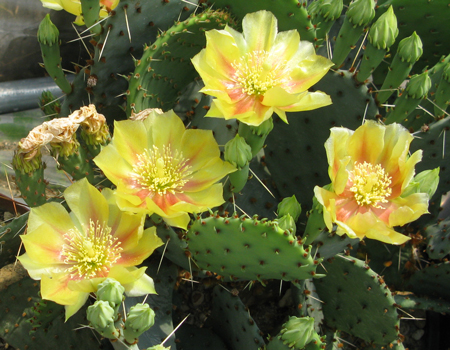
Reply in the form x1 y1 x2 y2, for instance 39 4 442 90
191 10 333 127
94 109 236 230
314 120 429 245
40 0 119 25
18 178 163 320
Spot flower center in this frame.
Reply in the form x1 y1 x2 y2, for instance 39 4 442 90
61 220 122 279
131 145 193 195
232 51 285 96
349 161 392 208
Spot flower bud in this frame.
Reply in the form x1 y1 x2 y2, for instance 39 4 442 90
277 195 302 222
123 303 156 344
397 32 423 63
87 300 119 339
146 345 171 350
96 278 125 312
224 135 252 170
405 71 431 99
318 0 344 21
368 6 398 50
347 0 376 27
443 63 450 83
38 14 59 46
277 214 297 235
279 316 316 348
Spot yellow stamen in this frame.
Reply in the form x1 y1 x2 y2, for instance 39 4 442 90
350 161 392 208
232 51 288 96
131 145 193 195
61 220 122 279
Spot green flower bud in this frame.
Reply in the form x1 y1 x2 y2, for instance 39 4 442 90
307 0 322 19
402 168 439 199
279 316 316 348
251 117 274 137
277 195 302 222
87 300 117 339
368 6 398 50
318 0 344 21
123 303 156 344
224 135 252 170
346 0 376 27
97 278 125 310
277 214 297 235
405 71 431 99
397 32 423 63
38 14 59 46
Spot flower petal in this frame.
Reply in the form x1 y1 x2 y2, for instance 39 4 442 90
123 270 157 296
93 141 133 186
41 273 84 306
242 10 277 52
118 226 163 266
64 178 109 230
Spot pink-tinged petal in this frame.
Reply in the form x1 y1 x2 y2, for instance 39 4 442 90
111 210 145 252
277 91 332 112
183 157 236 192
64 178 109 230
146 110 184 151
27 202 75 235
181 129 220 171
242 10 277 52
287 55 333 93
20 223 67 264
171 183 227 212
94 142 134 186
41 273 84 306
199 29 241 77
333 157 352 195
348 121 385 164
118 226 163 266
113 119 149 163
122 267 156 296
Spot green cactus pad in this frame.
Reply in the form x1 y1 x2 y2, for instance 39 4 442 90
264 70 377 212
425 216 450 260
315 255 400 345
409 117 450 202
394 293 450 314
126 9 236 115
176 324 228 350
0 277 102 349
406 261 450 300
206 285 265 350
0 212 29 266
13 165 47 207
187 213 322 281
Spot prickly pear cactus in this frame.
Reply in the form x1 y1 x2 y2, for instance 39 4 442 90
3 0 450 350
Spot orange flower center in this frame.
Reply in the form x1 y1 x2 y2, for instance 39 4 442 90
232 51 286 96
349 161 392 208
61 220 122 279
132 145 193 195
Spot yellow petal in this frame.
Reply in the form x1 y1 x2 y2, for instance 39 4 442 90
64 293 89 321
388 193 429 227
184 157 236 192
146 110 184 151
277 91 332 112
163 214 191 230
123 270 157 296
288 55 333 93
41 274 83 306
113 119 148 164
64 178 109 231
21 222 66 264
27 201 74 234
119 226 163 266
242 10 277 52
181 129 221 171
348 120 385 164
94 142 133 186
